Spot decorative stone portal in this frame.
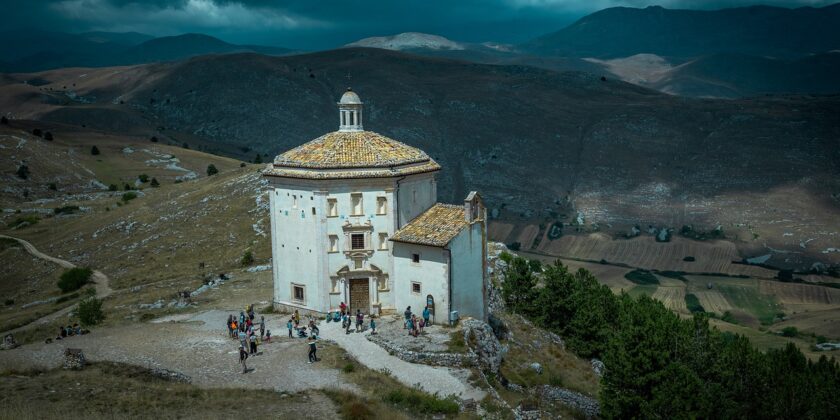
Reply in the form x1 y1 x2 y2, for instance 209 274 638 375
349 278 370 314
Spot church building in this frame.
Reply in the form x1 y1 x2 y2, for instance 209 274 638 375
263 89 487 321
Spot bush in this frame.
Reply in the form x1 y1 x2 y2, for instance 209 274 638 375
108 184 118 191
138 174 149 183
241 249 255 266
150 136 158 143
44 131 53 141
685 293 705 313
54 205 80 215
91 145 100 155
32 128 43 137
48 182 57 190
8 215 38 229
0 116 8 124
624 269 659 285
123 183 132 191
16 164 29 180
4 299 14 306
507 241 521 251
58 267 92 293
498 251 513 264
206 164 218 176
254 153 262 164
781 326 799 337
342 363 356 373
382 388 459 415
122 192 137 202
240 162 246 167
150 178 160 187
78 296 105 326
658 270 687 281
683 256 696 262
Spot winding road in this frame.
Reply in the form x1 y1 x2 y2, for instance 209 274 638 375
0 235 113 336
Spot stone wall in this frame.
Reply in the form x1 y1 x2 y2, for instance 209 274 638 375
63 348 86 370
534 385 600 418
462 319 503 374
367 333 478 368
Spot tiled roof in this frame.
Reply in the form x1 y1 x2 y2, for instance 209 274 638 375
391 203 468 247
273 131 435 169
262 160 440 180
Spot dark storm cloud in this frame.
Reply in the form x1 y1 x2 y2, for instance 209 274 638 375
3 0 836 49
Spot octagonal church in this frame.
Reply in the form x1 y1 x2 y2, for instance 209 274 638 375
263 89 487 321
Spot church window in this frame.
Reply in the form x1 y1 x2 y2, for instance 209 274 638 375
292 195 298 209
329 235 339 252
412 189 417 204
378 233 388 250
412 253 420 264
292 284 305 303
351 193 363 215
327 198 338 217
354 259 363 270
311 207 316 215
376 197 387 215
411 282 421 294
351 233 365 250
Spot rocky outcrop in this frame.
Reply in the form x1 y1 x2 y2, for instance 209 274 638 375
149 367 191 383
63 348 86 370
463 319 503 374
1 333 18 350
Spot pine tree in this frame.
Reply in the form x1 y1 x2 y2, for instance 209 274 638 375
206 164 218 176
254 153 262 164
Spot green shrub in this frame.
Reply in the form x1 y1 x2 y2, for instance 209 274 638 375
241 249 254 266
54 205 80 215
150 178 160 187
342 363 356 373
108 184 118 191
721 311 738 324
78 296 105 326
16 164 29 180
91 145 100 155
58 267 92 293
48 183 57 190
528 259 542 273
8 215 39 229
683 256 696 262
206 164 218 176
624 269 659 285
781 327 799 337
685 294 705 313
382 388 459 415
4 299 14 306
138 174 149 183
658 270 688 281
499 251 513 264
122 192 137 202
507 242 521 251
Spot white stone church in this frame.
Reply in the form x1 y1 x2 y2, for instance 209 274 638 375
263 89 487 321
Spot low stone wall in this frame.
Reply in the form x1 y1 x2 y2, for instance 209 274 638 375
534 385 600 418
367 334 478 368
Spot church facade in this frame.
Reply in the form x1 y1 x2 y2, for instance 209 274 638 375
263 89 486 321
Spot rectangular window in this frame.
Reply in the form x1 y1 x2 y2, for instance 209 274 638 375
411 282 421 294
412 253 420 264
329 235 339 253
378 233 388 250
351 233 365 250
327 198 338 217
292 195 298 209
311 207 316 215
354 259 363 270
376 197 387 215
292 284 305 302
351 193 363 215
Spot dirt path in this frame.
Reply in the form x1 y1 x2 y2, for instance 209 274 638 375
0 235 113 336
320 320 486 401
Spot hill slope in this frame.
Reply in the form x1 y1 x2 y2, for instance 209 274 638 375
2 48 839 269
524 4 840 59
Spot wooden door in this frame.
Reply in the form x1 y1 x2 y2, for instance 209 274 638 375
349 278 369 314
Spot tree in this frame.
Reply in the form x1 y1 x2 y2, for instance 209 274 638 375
137 174 149 183
241 249 255 266
501 256 538 315
0 116 8 124
48 183 57 191
91 145 100 155
58 267 92 293
15 164 29 180
254 153 262 164
108 184 118 191
182 142 190 149
43 131 53 141
78 296 105 326
32 128 42 137
207 164 219 176
150 136 158 143
150 177 160 187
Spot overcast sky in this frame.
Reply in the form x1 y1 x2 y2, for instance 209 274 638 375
3 0 835 49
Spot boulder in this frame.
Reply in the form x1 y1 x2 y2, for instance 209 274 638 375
1 334 18 350
529 362 543 375
63 348 86 370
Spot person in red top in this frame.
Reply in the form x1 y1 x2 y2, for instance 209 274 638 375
339 302 347 316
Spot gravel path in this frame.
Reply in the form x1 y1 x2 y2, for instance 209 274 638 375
320 319 485 401
0 234 113 336
0 310 345 394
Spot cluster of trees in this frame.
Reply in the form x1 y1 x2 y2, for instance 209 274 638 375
500 254 840 418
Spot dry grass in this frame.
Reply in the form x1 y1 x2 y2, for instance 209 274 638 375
0 361 336 419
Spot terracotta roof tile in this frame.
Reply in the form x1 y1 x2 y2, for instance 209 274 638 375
273 131 434 169
390 203 469 247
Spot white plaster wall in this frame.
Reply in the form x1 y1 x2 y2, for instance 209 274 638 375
449 223 487 320
392 243 450 324
396 174 436 228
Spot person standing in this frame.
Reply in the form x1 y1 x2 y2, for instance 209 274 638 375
239 345 249 373
238 328 247 349
287 319 293 338
355 310 364 333
423 305 431 326
369 316 377 335
339 301 347 316
259 316 266 339
240 311 246 327
404 306 412 328
307 336 318 363
250 330 258 355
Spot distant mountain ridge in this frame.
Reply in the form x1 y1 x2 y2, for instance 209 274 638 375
523 4 840 59
346 32 466 51
0 31 293 72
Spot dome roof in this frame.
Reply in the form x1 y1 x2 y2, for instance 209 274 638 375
274 131 434 169
339 89 362 105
